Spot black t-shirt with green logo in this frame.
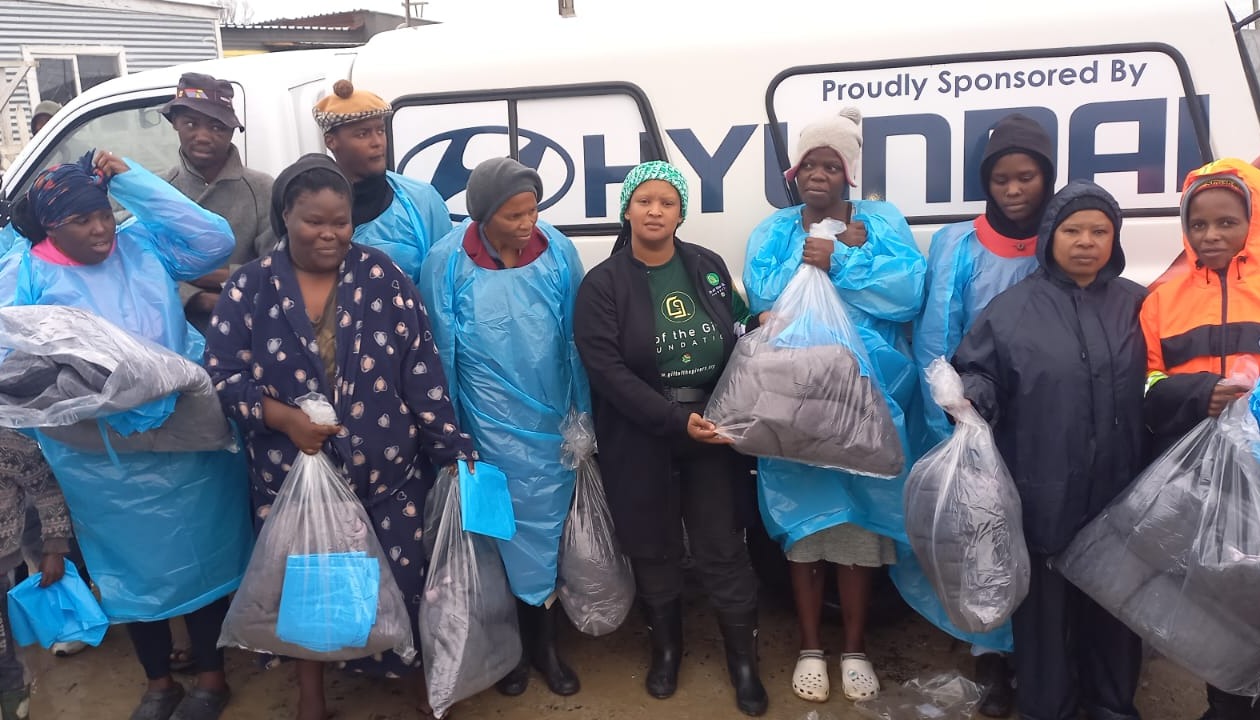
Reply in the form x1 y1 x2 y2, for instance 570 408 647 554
646 254 725 388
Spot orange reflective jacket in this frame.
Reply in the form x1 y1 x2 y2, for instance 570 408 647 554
1141 158 1260 388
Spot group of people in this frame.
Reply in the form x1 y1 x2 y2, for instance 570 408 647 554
0 66 1253 720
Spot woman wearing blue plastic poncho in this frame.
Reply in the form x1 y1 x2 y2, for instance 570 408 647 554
205 154 477 720
418 157 589 700
0 150 251 720
745 108 956 705
909 112 1056 717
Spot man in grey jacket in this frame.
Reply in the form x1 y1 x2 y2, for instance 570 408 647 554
160 72 275 333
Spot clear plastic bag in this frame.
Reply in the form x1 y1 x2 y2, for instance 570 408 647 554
556 412 634 636
903 358 1030 632
0 305 232 453
420 466 521 719
218 395 415 662
1057 388 1260 696
705 220 903 477
854 672 983 720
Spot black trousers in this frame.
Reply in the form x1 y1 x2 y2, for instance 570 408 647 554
632 419 758 615
1206 685 1260 720
1012 554 1142 720
126 596 231 680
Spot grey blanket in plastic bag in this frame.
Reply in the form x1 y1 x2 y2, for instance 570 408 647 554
904 358 1029 633
218 396 416 662
705 257 902 477
556 413 634 637
1057 393 1260 696
0 305 232 453
421 466 521 719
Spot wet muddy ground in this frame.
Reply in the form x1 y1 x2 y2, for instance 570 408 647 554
27 587 1202 720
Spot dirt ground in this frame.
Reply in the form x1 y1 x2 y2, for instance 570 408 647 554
25 587 1203 720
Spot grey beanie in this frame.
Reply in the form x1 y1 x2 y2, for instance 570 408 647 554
465 157 543 222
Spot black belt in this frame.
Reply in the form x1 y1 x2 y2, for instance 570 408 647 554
662 386 709 403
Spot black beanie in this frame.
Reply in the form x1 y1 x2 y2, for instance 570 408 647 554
980 113 1056 239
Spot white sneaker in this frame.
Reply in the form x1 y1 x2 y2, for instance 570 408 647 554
50 640 87 657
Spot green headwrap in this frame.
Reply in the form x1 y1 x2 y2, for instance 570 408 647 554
619 160 689 223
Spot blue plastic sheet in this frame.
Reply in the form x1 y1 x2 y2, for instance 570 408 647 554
419 219 590 607
910 221 1039 452
459 459 516 541
7 560 108 649
353 172 452 285
0 162 251 622
276 552 380 653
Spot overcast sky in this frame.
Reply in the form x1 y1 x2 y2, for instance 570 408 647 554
242 0 1260 24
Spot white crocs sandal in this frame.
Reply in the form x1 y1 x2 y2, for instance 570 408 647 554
840 653 880 701
791 650 829 702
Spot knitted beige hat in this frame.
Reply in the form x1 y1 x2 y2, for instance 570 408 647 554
787 107 862 187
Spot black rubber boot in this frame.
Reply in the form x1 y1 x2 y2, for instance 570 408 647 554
1205 685 1260 720
529 603 580 696
717 611 768 717
495 602 531 697
644 599 683 699
975 652 1014 718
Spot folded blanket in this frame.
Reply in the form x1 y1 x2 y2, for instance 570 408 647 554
0 306 232 453
707 337 902 477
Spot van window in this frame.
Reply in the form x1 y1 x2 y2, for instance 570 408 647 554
391 84 665 232
767 47 1210 223
39 103 176 174
9 84 249 203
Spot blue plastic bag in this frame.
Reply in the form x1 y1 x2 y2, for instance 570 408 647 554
276 552 380 653
459 460 515 541
7 560 109 649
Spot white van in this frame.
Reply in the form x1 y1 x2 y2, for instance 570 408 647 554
3 0 1258 283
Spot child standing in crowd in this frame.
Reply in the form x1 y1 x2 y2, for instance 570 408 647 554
744 109 925 704
1140 158 1260 720
911 112 1057 716
0 430 72 720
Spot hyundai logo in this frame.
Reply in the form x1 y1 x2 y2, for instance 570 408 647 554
397 126 575 214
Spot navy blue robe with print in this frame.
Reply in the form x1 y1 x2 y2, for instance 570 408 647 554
205 243 475 677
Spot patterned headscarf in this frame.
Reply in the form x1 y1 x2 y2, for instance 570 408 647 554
619 161 689 223
26 150 111 231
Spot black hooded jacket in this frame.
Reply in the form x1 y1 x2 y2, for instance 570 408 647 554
952 181 1148 555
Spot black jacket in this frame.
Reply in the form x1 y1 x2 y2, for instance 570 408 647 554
574 239 756 558
953 182 1148 555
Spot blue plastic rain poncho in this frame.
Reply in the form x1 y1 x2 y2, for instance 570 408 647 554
419 219 589 606
911 219 1039 449
354 171 453 285
0 163 253 622
745 203 1012 651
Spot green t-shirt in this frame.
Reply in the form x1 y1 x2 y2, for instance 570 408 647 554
646 254 725 388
